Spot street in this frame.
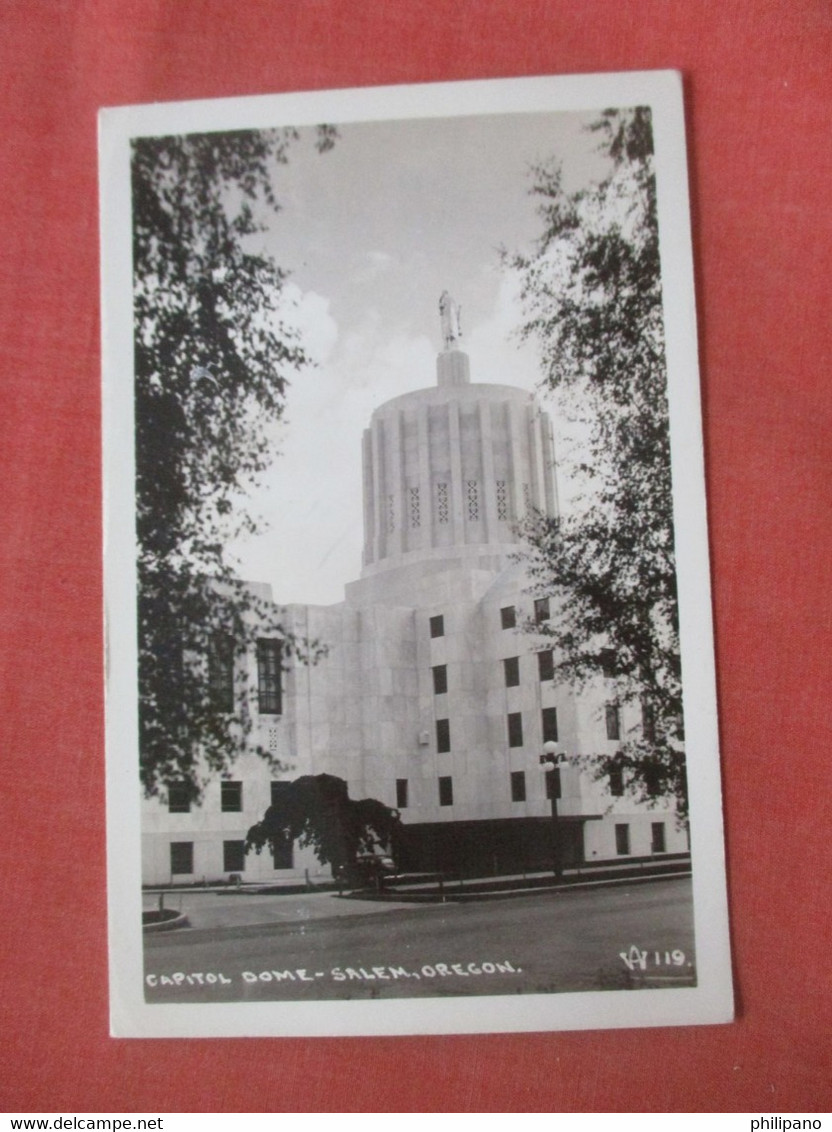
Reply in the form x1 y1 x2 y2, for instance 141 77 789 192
143 877 695 1002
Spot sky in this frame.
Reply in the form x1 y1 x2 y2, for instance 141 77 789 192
224 108 610 606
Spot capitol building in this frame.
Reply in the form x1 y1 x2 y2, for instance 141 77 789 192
141 297 688 885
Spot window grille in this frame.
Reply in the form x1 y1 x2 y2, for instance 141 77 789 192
466 479 479 521
409 486 420 528
437 482 449 523
496 480 508 521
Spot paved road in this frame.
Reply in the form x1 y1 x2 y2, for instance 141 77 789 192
143 877 695 1002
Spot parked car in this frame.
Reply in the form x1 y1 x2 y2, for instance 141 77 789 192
338 853 398 890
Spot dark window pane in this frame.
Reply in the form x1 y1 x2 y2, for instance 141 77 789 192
438 776 453 806
545 767 561 800
270 780 291 807
170 842 193 874
429 614 444 638
396 778 409 809
605 703 621 740
503 657 520 687
599 648 616 677
651 822 666 854
500 605 516 630
223 840 246 872
642 699 656 743
510 770 526 802
208 633 234 712
257 639 282 715
436 718 450 753
608 765 624 797
432 664 448 695
537 650 554 682
507 712 523 748
534 597 550 623
167 783 191 813
615 824 630 856
542 706 559 743
221 780 242 812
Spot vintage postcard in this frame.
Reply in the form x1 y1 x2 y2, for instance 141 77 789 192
100 70 732 1037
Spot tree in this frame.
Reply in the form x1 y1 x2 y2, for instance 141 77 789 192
245 775 401 874
133 126 334 800
511 108 687 814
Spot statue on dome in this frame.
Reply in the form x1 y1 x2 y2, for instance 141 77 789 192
439 291 462 350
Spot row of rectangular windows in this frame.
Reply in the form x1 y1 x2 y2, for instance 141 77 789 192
428 599 551 642
432 708 559 755
169 836 292 875
168 779 294 815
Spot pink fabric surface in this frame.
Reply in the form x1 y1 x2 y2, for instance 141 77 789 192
1 0 829 1113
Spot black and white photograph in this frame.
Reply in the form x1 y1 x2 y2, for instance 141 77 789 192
100 72 732 1037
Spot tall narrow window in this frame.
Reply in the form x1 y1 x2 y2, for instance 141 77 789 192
221 780 242 813
432 664 448 695
223 840 246 873
642 699 656 743
534 597 550 623
257 639 282 715
608 765 625 797
170 842 193 875
615 824 631 856
208 633 234 712
507 712 523 748
436 718 450 753
167 784 191 813
651 822 666 854
429 614 444 638
500 605 516 629
396 778 409 809
510 770 526 802
605 703 621 740
438 776 453 806
542 706 559 743
537 649 554 681
503 657 520 687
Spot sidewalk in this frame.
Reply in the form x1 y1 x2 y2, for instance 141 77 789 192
143 887 415 931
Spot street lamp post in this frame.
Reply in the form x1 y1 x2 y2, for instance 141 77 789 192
540 740 566 882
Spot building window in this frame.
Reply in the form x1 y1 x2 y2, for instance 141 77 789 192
503 656 520 687
432 664 448 695
644 763 662 797
221 780 242 813
270 780 290 807
271 834 293 870
223 840 246 873
510 770 526 802
542 706 559 743
615 823 631 856
599 648 616 677
429 614 444 638
257 639 282 715
466 479 479 521
605 703 621 741
642 699 656 743
507 712 523 748
436 718 450 753
170 842 193 875
545 767 561 800
167 783 191 813
496 480 508 521
436 482 449 524
651 822 666 854
537 649 554 682
534 597 550 623
208 632 234 712
608 765 625 797
438 776 453 807
500 605 516 630
396 778 409 809
409 486 420 528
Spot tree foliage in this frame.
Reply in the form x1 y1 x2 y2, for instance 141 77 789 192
245 775 401 871
133 127 332 799
511 108 687 814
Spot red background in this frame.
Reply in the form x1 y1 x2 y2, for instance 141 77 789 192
1 0 829 1114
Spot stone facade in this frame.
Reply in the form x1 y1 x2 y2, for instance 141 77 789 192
141 334 687 886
